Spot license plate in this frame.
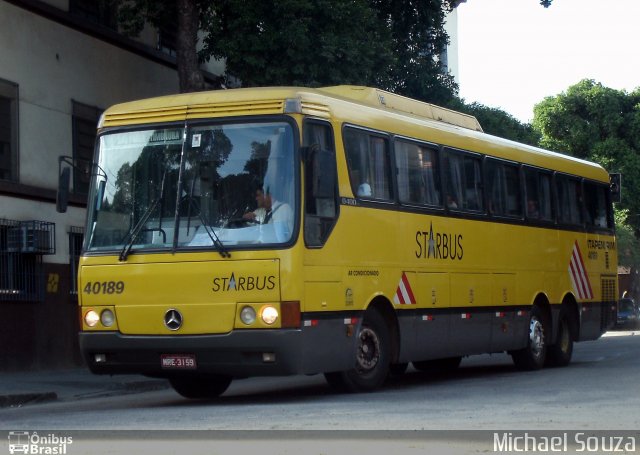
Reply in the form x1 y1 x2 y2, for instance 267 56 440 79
161 354 197 370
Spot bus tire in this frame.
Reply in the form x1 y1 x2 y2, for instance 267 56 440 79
324 309 391 393
511 306 547 370
413 356 462 373
169 374 232 399
546 309 573 367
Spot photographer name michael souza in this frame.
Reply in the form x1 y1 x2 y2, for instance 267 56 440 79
494 432 637 453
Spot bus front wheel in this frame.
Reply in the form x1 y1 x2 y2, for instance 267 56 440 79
324 309 391 392
511 306 547 370
169 374 232 399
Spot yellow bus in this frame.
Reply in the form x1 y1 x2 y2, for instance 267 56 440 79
65 86 618 398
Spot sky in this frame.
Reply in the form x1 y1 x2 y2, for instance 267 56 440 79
456 0 640 123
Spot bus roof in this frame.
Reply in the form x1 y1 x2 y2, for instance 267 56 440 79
100 86 610 183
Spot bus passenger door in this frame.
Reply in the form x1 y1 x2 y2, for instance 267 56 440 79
300 120 351 374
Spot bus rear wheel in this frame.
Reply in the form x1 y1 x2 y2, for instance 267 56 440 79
169 374 232 399
511 306 547 370
546 309 574 367
324 309 391 393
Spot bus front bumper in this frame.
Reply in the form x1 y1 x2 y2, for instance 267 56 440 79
79 322 355 378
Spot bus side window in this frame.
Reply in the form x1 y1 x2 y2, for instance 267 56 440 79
344 127 392 200
584 181 610 229
524 167 554 222
444 149 483 212
444 152 463 210
304 121 338 247
487 159 521 218
557 175 583 225
395 140 441 207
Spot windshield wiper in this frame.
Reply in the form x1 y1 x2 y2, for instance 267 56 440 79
184 196 230 258
119 174 166 261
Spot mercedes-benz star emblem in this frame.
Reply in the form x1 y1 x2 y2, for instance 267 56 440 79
164 309 183 331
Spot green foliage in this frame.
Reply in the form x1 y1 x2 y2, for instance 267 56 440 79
370 0 458 105
204 0 394 88
615 208 640 269
111 0 173 36
203 0 457 105
532 79 640 242
533 80 640 158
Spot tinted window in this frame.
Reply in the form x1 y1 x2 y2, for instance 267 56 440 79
395 140 441 207
557 175 583 225
524 167 554 222
444 150 483 212
304 121 337 247
486 159 522 217
584 181 612 229
344 127 392 200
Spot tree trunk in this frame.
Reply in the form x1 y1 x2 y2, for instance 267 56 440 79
176 0 205 93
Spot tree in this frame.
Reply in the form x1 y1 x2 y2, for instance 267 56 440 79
111 0 553 97
114 0 214 92
204 0 394 89
112 0 459 102
204 0 459 105
370 0 458 105
615 209 640 271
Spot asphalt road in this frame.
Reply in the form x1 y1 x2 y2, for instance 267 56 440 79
1 331 638 454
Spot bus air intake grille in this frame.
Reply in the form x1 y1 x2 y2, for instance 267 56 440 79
601 278 616 303
103 106 189 126
186 100 285 119
301 102 331 118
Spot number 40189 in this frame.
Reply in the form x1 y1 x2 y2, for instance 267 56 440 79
83 281 125 295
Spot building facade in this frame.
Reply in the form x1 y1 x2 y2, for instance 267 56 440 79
0 0 220 370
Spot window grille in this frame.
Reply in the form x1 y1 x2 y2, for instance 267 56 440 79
0 219 47 302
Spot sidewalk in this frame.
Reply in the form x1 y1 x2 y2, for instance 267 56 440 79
0 368 170 408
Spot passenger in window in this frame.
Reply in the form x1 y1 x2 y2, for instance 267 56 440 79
594 210 607 228
527 199 540 219
357 182 372 197
446 194 458 209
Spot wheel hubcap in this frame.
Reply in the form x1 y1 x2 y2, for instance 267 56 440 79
529 317 545 358
356 327 380 372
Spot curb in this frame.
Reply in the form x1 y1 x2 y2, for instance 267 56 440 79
0 392 58 408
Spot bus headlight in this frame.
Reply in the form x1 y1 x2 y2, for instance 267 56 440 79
261 306 279 325
240 306 257 325
100 309 115 327
84 310 100 327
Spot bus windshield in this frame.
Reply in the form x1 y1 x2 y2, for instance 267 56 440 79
85 121 296 254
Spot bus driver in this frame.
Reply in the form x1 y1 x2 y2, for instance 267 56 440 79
243 187 293 242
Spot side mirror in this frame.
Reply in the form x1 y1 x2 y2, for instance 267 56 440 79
56 166 70 213
610 173 621 203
